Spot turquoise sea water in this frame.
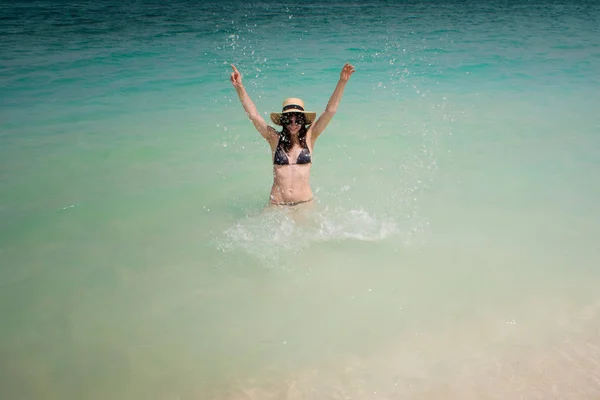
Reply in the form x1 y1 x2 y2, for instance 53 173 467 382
2 1 600 398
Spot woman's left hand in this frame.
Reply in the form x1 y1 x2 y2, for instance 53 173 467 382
340 63 356 81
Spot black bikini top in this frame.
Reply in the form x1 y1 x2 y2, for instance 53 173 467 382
273 139 312 165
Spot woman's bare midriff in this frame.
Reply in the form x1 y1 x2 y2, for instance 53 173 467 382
270 164 313 205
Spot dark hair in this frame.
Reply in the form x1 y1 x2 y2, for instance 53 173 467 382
279 124 309 153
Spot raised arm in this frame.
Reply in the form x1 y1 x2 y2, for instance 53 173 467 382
310 63 356 145
230 64 278 144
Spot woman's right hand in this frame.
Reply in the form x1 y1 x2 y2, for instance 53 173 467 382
230 64 243 88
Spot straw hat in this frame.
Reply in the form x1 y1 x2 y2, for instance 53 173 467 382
270 98 317 126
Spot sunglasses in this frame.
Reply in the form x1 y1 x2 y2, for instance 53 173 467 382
280 113 306 126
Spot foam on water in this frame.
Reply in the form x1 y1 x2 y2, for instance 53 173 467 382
217 204 425 268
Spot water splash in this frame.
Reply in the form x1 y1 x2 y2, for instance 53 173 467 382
216 203 428 268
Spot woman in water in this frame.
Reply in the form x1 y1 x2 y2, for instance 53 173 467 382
230 62 356 206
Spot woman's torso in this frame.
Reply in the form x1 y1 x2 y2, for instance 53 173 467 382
269 137 313 205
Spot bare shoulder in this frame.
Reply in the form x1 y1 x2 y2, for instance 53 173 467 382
265 125 280 149
307 124 317 149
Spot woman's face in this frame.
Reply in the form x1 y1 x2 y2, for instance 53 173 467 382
282 113 305 134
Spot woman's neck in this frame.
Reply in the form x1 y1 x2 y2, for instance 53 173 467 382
282 130 299 145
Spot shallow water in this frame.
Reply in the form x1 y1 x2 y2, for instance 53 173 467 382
1 0 600 399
